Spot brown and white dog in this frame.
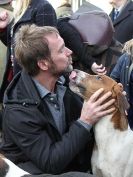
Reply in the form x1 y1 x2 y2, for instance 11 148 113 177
0 154 30 177
69 69 133 177
0 154 95 177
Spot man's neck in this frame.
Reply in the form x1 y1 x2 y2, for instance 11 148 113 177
34 72 58 93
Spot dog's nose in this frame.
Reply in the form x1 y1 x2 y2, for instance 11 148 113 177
69 70 77 81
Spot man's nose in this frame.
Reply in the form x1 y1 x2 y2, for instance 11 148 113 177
66 47 73 55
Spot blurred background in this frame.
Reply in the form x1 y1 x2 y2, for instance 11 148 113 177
0 0 112 86
47 0 112 14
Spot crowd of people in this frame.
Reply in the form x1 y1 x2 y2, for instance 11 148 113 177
0 0 133 176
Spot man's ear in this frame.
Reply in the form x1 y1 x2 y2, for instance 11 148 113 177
37 59 49 71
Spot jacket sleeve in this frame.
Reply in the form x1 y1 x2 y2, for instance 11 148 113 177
35 2 57 27
110 55 124 83
5 106 92 174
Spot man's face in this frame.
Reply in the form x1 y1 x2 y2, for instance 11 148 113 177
46 33 73 77
108 0 127 8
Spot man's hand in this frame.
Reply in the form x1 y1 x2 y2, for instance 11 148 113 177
80 88 115 125
0 11 9 29
91 62 107 75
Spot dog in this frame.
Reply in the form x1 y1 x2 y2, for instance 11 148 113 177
0 154 96 177
0 154 30 177
69 69 133 177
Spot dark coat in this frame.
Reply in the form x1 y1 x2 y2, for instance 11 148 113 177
110 53 131 100
110 0 133 43
0 0 57 103
110 53 133 129
0 70 94 175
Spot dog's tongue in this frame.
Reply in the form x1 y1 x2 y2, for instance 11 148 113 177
69 70 77 80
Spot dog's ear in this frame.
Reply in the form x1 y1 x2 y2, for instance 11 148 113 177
112 84 130 130
113 85 130 115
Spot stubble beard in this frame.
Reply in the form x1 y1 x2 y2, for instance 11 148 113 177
49 59 73 77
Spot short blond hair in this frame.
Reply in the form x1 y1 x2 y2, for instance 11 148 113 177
14 24 59 76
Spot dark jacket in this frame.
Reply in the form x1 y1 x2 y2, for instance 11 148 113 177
110 53 133 129
0 70 94 175
110 53 132 100
110 0 133 43
0 0 57 103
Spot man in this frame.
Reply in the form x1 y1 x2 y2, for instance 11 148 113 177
109 0 133 43
0 24 115 175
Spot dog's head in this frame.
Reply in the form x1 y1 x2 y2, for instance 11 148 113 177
69 69 129 130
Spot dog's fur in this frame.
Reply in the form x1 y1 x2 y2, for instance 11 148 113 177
0 154 29 177
0 154 95 177
69 69 133 177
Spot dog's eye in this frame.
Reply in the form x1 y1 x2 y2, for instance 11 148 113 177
96 76 102 80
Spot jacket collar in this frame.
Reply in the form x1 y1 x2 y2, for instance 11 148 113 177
3 70 41 105
113 1 133 25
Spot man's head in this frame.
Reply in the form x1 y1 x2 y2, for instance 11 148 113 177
14 24 73 77
108 0 127 9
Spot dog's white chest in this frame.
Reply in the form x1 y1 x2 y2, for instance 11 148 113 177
4 158 29 177
91 116 133 177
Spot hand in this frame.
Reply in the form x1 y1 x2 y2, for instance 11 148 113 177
91 62 107 75
80 88 115 125
0 11 9 29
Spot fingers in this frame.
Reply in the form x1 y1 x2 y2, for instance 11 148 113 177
118 83 123 89
96 107 115 118
0 11 8 21
95 91 113 105
96 67 107 75
89 88 104 102
97 64 103 69
98 98 115 111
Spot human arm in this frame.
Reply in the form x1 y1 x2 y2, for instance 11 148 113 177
4 106 92 174
4 88 114 174
110 55 124 82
